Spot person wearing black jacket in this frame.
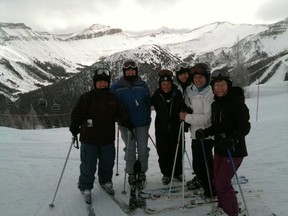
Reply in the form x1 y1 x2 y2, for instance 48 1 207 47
195 69 251 216
69 68 132 201
151 69 185 185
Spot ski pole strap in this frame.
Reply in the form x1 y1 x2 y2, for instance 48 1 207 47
73 135 79 149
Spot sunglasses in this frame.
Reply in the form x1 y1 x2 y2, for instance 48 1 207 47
211 69 230 79
96 68 110 76
175 62 190 72
123 61 138 69
158 69 173 77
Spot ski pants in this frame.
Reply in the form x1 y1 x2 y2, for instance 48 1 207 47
119 125 150 175
192 139 215 195
213 153 243 216
78 142 115 191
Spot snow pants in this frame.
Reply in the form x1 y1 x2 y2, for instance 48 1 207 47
78 142 115 191
213 153 243 216
119 125 150 175
192 139 215 196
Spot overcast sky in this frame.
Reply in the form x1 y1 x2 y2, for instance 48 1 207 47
0 0 287 34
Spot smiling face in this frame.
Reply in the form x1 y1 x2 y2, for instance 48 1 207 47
160 81 172 93
213 80 228 97
193 74 207 88
95 80 109 89
177 72 189 83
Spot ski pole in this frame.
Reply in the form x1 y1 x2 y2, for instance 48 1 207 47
181 121 185 208
168 121 183 197
199 139 214 199
148 134 157 149
116 126 120 176
49 136 76 208
227 149 249 216
122 130 130 194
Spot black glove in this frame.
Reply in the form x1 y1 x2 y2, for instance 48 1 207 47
186 107 193 114
195 128 206 140
184 122 190 132
69 123 80 137
216 137 235 150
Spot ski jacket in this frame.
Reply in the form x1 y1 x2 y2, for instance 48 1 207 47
70 89 131 145
151 85 184 146
204 87 251 157
184 84 214 139
110 76 151 127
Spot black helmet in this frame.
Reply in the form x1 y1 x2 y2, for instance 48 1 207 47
190 63 211 83
210 69 233 87
93 68 111 87
174 62 192 85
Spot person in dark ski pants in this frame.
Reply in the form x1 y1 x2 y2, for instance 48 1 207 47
69 68 133 200
180 63 216 198
110 60 151 187
151 69 185 185
195 69 251 216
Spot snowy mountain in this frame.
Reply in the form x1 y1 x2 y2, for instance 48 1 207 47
1 18 287 100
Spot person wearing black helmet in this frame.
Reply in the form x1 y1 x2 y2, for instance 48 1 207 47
195 69 250 216
180 63 216 198
174 62 193 96
110 60 151 188
69 68 133 203
151 69 185 184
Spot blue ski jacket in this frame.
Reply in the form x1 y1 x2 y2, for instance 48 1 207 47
110 76 151 127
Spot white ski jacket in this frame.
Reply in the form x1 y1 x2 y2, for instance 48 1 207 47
184 84 214 139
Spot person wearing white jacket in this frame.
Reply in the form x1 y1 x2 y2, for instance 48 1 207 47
180 63 216 198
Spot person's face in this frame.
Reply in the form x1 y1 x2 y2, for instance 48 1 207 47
178 72 189 83
160 81 172 93
125 68 137 76
213 80 228 97
193 74 206 88
95 80 109 89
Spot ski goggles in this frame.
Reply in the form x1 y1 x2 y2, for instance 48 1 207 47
95 68 110 76
211 69 230 79
123 61 138 69
158 69 173 77
175 62 190 72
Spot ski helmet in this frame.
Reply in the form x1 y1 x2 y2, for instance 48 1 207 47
174 62 192 84
210 69 233 88
93 68 111 87
122 60 138 74
190 63 211 83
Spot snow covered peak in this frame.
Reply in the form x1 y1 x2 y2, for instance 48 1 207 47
67 24 122 40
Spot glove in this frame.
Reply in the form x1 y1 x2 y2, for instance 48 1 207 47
216 137 235 150
195 128 206 140
69 123 80 137
184 122 190 132
186 107 193 114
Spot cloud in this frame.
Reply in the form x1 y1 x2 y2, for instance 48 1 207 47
256 0 288 21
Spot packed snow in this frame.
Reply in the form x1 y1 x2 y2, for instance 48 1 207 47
0 81 287 216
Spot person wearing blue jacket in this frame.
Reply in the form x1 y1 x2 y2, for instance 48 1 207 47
110 60 151 188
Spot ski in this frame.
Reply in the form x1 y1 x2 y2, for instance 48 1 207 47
145 197 217 214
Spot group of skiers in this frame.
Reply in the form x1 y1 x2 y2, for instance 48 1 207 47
69 59 250 216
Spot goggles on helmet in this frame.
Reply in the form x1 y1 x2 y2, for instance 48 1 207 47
123 61 138 69
95 68 110 76
211 69 230 80
158 69 173 77
175 62 190 72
